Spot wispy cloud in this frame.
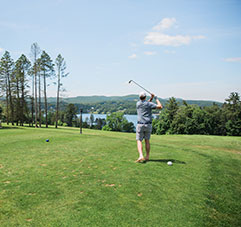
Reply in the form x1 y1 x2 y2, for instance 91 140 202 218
153 18 177 31
145 33 192 46
144 51 156 56
144 18 205 47
224 57 241 63
128 54 137 59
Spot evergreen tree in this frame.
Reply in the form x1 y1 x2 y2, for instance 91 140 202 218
223 92 241 136
90 114 94 128
0 51 15 125
39 51 54 128
152 97 179 134
203 104 225 135
14 54 31 126
55 54 68 128
30 43 41 127
64 103 77 126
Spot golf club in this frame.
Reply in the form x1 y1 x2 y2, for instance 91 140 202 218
128 80 153 96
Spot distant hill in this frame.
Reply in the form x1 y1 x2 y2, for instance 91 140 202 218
0 95 222 115
47 95 140 104
47 95 222 107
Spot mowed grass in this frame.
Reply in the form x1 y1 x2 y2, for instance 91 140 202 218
0 125 241 227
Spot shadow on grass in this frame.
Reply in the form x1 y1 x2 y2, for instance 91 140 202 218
0 126 25 130
141 159 186 164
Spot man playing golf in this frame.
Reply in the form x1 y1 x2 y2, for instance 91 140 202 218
135 92 162 162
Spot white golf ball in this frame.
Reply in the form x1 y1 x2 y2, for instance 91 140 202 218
167 161 173 166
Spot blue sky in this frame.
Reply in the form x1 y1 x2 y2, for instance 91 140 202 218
0 0 241 102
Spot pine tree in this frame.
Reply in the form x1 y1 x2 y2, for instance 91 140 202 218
0 51 15 125
39 51 55 128
55 54 68 128
15 54 31 126
30 43 41 128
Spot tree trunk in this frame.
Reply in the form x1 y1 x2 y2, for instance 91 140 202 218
16 77 20 126
44 72 48 128
7 73 14 125
5 80 9 125
20 71 25 126
31 74 34 127
38 72 41 128
55 74 60 128
35 64 38 128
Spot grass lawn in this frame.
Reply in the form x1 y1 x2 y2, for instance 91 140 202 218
0 124 241 226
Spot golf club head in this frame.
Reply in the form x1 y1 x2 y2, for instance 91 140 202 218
128 80 133 84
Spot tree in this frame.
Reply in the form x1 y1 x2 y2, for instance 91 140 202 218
170 104 207 135
152 97 179 135
55 54 68 128
14 54 31 126
95 118 106 130
90 114 94 128
152 111 169 135
39 51 54 128
0 104 2 128
0 105 2 118
0 51 15 125
203 104 225 135
103 112 134 132
36 58 42 127
30 43 41 128
223 92 241 136
64 103 77 126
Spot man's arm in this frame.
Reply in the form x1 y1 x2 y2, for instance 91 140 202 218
148 94 155 102
155 98 163 109
148 94 162 109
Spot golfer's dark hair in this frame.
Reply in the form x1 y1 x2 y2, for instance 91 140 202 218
140 96 146 100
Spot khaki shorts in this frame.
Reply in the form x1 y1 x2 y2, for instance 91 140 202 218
136 124 152 141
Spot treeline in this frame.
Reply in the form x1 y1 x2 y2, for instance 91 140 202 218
152 92 241 136
46 96 221 115
47 104 134 133
64 101 137 115
0 43 68 128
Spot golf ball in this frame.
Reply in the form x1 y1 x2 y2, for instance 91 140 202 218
46 139 49 142
167 161 173 166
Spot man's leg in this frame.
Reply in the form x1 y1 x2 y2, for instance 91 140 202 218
145 139 150 160
136 140 144 162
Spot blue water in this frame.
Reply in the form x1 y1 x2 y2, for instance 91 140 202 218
77 113 157 127
78 113 138 127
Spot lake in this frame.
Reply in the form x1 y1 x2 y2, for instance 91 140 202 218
77 113 138 127
77 113 157 127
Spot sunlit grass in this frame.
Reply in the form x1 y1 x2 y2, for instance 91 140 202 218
0 124 240 226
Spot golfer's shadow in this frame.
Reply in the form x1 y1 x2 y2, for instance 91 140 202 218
142 159 186 164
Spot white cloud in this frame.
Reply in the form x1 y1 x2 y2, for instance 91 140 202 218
153 18 177 31
144 51 156 56
224 57 241 63
144 32 191 46
0 48 4 53
128 54 137 59
144 18 205 47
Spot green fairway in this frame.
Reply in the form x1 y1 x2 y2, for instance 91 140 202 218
0 125 241 226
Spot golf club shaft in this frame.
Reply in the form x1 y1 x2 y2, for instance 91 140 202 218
131 80 152 96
